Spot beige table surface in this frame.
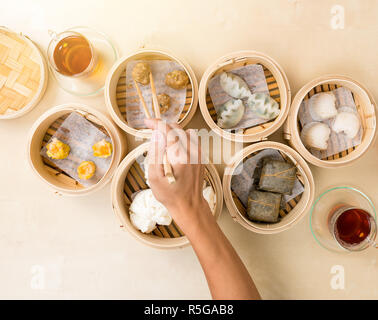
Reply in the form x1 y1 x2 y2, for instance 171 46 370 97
1 0 377 299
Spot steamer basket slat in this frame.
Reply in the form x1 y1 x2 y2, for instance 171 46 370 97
199 51 291 143
27 104 127 196
284 75 377 168
111 143 223 249
223 142 314 234
105 49 199 139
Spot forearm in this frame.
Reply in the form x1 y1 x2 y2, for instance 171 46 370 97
175 203 261 300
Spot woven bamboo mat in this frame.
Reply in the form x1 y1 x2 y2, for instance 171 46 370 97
0 29 42 115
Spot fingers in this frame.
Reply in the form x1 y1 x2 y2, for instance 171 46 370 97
147 130 166 180
144 120 203 182
145 119 178 183
166 127 188 165
144 118 175 135
168 122 182 130
186 129 201 164
144 118 169 166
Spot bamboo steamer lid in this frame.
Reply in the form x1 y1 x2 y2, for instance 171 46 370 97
223 141 315 234
105 48 198 139
284 75 377 168
111 142 223 249
27 103 127 196
0 27 47 119
199 50 291 143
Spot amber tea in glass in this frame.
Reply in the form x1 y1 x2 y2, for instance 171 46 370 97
47 31 96 77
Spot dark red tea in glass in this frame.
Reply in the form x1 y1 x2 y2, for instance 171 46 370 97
335 208 371 245
328 205 376 251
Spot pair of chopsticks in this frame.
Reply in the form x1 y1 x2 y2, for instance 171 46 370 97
134 72 176 184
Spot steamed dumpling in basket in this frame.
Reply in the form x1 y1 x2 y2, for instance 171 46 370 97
246 93 280 120
331 107 361 139
216 99 245 129
219 72 252 99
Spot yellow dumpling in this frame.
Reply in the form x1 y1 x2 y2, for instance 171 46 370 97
77 161 96 180
46 138 70 160
92 139 112 158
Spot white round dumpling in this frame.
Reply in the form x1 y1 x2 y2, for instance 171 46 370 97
332 107 361 139
308 92 337 121
219 72 251 99
301 122 331 150
246 93 280 120
217 99 245 129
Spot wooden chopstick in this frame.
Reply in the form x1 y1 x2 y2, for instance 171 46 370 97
163 155 175 184
149 72 161 119
149 72 176 184
133 79 151 119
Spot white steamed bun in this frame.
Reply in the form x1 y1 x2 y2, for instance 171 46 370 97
129 189 172 233
129 186 217 233
332 107 361 139
308 92 337 121
301 122 331 150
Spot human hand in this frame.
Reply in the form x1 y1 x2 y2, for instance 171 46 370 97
144 119 212 230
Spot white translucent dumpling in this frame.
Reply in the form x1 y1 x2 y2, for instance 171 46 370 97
217 99 245 129
301 122 331 150
219 72 251 99
129 189 172 233
308 92 337 121
246 93 280 120
203 186 216 213
332 107 361 139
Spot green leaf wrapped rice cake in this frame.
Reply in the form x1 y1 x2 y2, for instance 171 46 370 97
258 159 296 195
247 190 281 223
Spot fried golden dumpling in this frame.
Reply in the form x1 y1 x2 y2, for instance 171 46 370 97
165 70 189 89
132 62 151 85
77 161 96 180
46 138 70 160
157 93 171 114
92 139 112 158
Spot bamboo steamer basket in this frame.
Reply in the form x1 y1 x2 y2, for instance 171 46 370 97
283 75 377 168
199 50 291 143
0 27 48 119
223 141 315 234
105 48 198 139
27 103 127 196
111 142 223 249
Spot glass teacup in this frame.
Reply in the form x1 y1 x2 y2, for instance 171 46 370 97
47 29 96 78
